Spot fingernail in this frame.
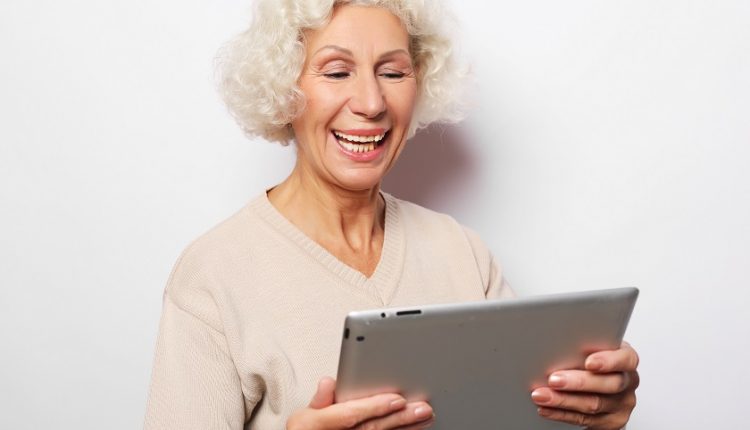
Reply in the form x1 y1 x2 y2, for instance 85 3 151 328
548 374 566 388
414 406 432 418
531 390 551 404
586 357 604 371
390 398 406 410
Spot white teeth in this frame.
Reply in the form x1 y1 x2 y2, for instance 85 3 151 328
333 130 387 154
333 130 387 143
337 139 378 153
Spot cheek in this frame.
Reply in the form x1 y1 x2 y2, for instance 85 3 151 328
300 84 347 129
291 83 345 158
389 83 418 123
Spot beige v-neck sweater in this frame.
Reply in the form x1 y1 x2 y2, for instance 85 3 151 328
144 192 513 429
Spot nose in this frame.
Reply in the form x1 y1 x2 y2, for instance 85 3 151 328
348 72 386 119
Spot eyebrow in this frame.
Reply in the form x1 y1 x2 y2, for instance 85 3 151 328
379 49 411 60
313 45 411 61
313 45 354 57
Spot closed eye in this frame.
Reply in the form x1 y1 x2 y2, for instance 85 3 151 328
324 71 350 79
380 72 406 79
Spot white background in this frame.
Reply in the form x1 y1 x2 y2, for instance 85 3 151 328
1 0 748 428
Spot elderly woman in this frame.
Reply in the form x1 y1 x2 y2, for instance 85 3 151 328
144 1 639 429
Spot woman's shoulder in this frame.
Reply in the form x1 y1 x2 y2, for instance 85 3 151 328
174 199 261 268
162 195 271 307
385 193 461 229
385 193 482 245
386 193 513 298
385 193 496 266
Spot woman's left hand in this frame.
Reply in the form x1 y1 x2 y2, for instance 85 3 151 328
530 341 640 430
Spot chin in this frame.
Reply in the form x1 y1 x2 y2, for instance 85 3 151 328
332 170 385 192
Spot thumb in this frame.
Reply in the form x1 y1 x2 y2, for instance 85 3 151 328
308 377 336 409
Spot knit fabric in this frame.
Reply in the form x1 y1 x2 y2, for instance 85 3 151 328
144 192 514 429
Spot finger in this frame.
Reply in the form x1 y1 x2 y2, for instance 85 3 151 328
628 370 641 390
539 405 631 430
317 393 407 429
585 342 639 373
537 406 599 428
531 387 621 414
547 370 630 394
356 401 433 430
394 414 436 430
309 377 337 409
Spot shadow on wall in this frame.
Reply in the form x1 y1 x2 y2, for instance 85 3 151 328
383 123 479 213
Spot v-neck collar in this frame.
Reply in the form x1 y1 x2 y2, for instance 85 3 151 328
250 191 405 306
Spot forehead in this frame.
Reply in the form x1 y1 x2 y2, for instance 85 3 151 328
303 5 410 57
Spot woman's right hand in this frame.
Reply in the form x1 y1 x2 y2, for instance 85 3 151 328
287 377 434 430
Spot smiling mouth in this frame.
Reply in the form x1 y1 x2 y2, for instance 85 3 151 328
333 130 389 153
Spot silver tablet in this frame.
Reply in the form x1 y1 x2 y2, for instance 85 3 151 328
335 287 638 430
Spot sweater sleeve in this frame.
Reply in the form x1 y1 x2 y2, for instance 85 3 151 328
144 251 247 429
485 254 516 300
461 227 516 300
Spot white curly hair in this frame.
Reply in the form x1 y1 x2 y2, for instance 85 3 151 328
217 0 466 145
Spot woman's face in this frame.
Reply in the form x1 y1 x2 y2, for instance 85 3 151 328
291 5 418 192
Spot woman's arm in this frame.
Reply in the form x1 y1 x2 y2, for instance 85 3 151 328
144 294 247 429
461 226 516 300
144 243 251 430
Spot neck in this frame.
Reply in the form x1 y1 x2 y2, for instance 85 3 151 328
267 161 385 254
